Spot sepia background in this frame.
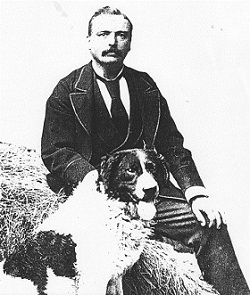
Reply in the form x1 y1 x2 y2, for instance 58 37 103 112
1 0 249 285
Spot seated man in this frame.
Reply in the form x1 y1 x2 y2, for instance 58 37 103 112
41 6 249 295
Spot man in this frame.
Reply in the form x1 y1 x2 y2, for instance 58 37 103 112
41 6 249 294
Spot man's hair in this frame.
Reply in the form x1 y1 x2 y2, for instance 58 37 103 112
88 6 133 38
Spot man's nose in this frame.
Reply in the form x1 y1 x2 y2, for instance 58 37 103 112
108 32 117 46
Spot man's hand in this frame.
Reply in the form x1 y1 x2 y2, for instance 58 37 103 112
191 196 226 229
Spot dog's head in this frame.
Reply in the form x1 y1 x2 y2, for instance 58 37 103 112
99 149 169 221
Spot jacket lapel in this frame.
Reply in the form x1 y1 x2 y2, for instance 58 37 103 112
123 66 161 149
69 62 94 135
141 89 160 149
69 62 129 150
69 62 161 151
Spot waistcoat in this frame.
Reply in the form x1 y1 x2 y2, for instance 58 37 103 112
90 73 144 167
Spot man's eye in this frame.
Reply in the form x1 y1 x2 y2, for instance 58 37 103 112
117 32 128 40
98 32 109 37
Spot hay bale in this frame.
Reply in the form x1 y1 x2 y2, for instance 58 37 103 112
0 142 66 259
124 240 219 294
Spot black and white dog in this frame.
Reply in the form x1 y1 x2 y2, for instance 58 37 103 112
99 148 169 219
3 149 169 295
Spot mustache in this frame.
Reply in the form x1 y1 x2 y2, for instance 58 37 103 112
102 49 122 57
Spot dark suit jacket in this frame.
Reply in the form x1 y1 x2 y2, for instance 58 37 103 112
41 62 204 194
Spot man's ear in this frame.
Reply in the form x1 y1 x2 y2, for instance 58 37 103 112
128 43 131 52
86 35 91 50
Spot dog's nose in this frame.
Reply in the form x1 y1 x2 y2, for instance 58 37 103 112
142 186 158 202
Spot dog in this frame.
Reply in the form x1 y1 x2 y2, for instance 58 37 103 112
98 148 169 219
2 148 169 295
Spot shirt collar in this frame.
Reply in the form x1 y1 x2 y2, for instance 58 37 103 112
92 62 124 82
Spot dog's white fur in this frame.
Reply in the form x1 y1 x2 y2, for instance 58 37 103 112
45 268 77 295
0 261 37 295
38 171 116 294
38 169 152 295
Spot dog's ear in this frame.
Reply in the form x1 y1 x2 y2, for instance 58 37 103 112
99 153 123 194
144 149 170 188
156 153 170 188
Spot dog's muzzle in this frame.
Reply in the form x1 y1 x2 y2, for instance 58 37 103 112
130 176 158 221
134 171 159 201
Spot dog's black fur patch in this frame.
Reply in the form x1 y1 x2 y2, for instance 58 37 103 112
4 231 77 295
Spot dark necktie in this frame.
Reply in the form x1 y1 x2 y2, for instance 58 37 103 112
96 74 129 139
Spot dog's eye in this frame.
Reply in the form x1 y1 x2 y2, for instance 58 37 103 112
145 162 156 173
127 167 136 174
120 167 137 182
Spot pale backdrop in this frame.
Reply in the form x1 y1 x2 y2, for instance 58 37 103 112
1 0 249 284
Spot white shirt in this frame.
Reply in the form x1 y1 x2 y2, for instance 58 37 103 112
92 64 130 118
96 77 130 118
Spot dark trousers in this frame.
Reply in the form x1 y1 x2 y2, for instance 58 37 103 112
154 197 250 295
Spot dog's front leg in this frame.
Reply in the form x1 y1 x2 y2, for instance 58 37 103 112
106 275 123 295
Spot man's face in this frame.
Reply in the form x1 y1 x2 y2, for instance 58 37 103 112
88 14 131 66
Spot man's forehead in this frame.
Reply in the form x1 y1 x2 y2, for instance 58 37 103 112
91 14 131 33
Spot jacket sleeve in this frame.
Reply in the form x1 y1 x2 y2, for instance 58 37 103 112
154 93 204 192
41 80 95 192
